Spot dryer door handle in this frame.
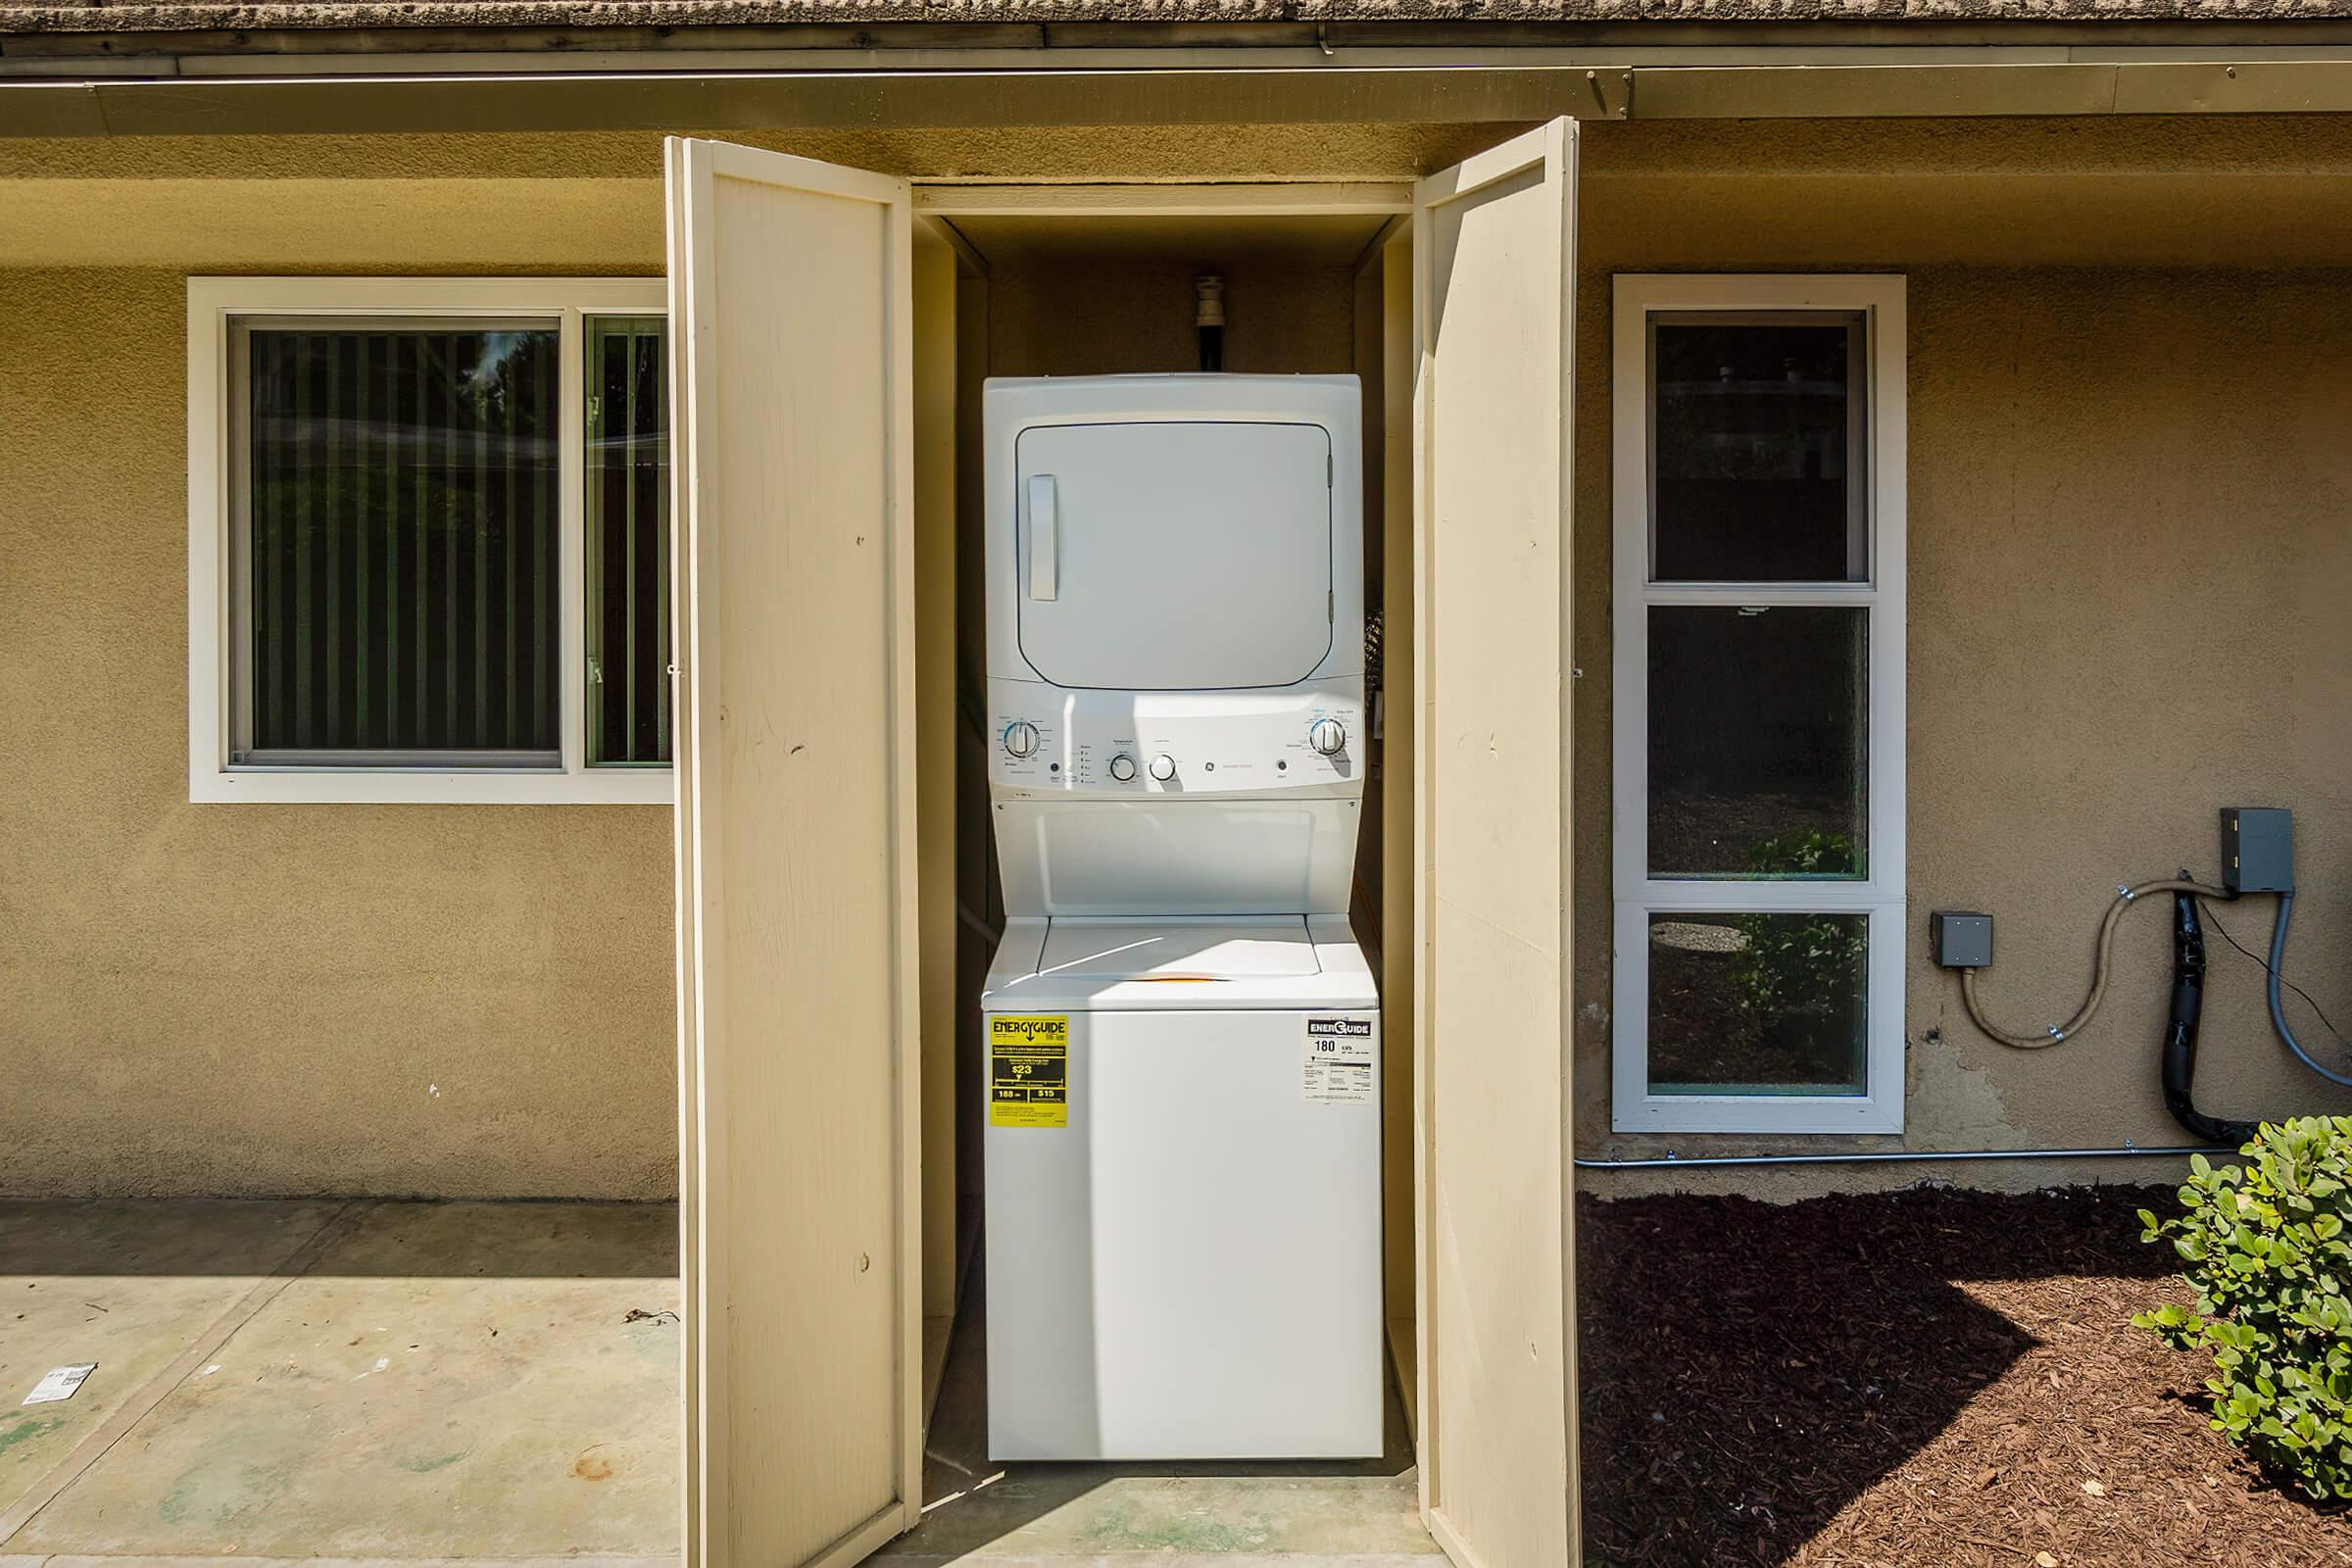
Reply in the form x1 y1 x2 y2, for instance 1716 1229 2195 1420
1027 473 1058 601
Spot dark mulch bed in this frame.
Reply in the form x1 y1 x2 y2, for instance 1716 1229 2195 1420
1576 1184 2352 1568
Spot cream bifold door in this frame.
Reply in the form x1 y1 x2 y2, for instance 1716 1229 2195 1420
666 138 923 1568
1412 118 1583 1568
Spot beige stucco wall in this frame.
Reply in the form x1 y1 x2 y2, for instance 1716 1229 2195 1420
1572 124 2352 1194
0 259 679 1199
0 126 1445 1200
5 114 2352 1200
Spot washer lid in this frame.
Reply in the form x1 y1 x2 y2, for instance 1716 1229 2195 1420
985 916 1376 1011
1036 918 1321 983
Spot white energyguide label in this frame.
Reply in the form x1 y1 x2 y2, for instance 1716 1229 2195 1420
1302 1018 1374 1103
23 1363 96 1405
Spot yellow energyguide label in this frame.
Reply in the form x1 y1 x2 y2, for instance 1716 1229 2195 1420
990 1014 1070 1128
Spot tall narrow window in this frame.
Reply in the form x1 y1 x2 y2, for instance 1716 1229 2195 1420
1612 278 1907 1135
238 322 561 763
584 317 671 766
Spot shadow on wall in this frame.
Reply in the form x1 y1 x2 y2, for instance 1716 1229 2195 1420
1575 1185 2183 1567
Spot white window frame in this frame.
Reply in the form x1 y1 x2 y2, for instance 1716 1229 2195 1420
1610 274 1908 1134
187 276 670 805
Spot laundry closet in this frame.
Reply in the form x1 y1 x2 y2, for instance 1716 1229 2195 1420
936 214 1406 1464
665 130 1580 1568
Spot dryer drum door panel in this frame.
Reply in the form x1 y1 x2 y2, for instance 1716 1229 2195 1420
1014 420 1334 692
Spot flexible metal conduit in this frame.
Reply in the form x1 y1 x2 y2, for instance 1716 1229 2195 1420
1574 1144 2230 1171
1962 877 2234 1048
2266 893 2352 1089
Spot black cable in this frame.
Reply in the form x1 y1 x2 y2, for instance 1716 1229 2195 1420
2197 898 2352 1056
2162 893 2260 1148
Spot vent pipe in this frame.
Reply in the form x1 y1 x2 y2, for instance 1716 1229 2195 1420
1196 273 1225 372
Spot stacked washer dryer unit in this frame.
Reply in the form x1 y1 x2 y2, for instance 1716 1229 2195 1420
980 373 1382 1462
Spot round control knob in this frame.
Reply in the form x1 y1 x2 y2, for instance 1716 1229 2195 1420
1107 754 1137 782
1002 720 1040 759
1147 754 1178 782
1308 717 1348 757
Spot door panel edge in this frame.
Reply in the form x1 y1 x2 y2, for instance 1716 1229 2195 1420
667 134 922 1568
1410 114 1581 1568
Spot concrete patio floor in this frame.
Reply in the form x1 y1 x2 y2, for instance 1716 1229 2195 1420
2 1198 1428 1567
879 1288 1438 1568
0 1198 681 1568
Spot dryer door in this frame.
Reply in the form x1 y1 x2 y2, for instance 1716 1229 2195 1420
1014 420 1334 690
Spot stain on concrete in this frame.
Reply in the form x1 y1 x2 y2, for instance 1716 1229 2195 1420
395 1449 469 1473
155 1440 301 1530
1078 1496 1275 1554
570 1446 617 1482
0 1412 66 1462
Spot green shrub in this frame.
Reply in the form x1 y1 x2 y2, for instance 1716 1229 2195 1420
2133 1117 2352 1503
1731 831 1865 1019
1742 828 1863 881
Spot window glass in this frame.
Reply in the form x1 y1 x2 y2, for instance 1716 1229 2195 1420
243 324 560 760
1651 316 1864 583
1646 912 1868 1097
1647 606 1867 879
585 318 672 766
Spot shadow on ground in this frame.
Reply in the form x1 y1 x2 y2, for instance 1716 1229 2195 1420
1573 1182 2317 1568
0 1198 677 1277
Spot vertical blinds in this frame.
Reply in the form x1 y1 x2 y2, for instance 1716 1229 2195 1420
585 318 672 766
243 324 561 760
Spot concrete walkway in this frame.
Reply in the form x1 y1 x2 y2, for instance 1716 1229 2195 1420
3 1199 1429 1566
0 1199 680 1567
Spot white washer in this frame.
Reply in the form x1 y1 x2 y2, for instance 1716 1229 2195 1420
983 917 1382 1460
981 374 1382 1460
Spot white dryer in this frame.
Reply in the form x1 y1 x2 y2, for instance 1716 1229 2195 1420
980 374 1382 1461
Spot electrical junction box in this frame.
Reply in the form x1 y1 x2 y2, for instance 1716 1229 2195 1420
2222 807 2295 894
1931 910 1994 969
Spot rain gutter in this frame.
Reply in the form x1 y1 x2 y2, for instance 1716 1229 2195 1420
7 56 2352 137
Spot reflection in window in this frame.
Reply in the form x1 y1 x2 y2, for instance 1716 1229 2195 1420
1647 606 1867 879
1647 912 1868 1097
1651 317 1864 584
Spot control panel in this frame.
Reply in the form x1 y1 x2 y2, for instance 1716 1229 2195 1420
989 677 1366 798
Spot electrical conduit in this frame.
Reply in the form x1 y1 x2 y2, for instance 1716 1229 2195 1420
2265 893 2352 1088
1961 878 2234 1048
